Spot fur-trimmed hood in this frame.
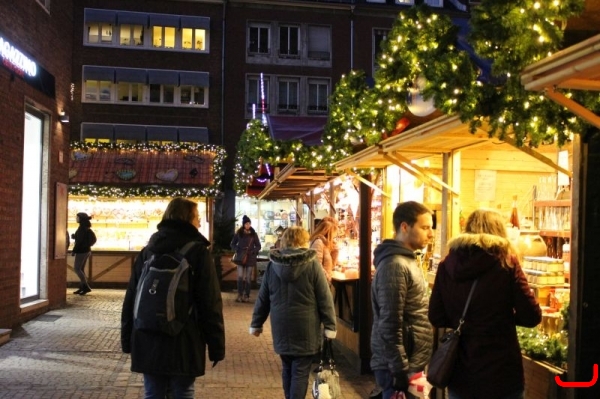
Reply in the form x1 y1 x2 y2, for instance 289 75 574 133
443 233 516 282
269 248 317 282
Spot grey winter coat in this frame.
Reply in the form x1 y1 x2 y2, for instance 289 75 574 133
250 248 336 355
370 239 433 374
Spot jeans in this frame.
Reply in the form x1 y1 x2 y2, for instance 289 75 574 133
73 252 91 288
143 374 195 399
373 369 418 399
448 390 524 399
237 265 252 297
280 354 314 399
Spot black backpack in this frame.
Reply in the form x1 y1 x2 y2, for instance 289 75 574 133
133 241 198 336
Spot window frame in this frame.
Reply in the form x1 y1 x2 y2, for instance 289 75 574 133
247 75 270 113
278 25 300 58
307 25 331 61
248 23 271 55
277 78 299 114
307 79 330 115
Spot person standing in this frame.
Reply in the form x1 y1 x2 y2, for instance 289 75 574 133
371 201 434 399
121 197 225 399
428 209 541 399
249 226 336 399
230 215 261 303
309 216 339 282
71 212 97 295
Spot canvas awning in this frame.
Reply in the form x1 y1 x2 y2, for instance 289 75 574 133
521 33 600 129
267 115 327 146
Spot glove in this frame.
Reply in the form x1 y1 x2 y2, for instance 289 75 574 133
392 371 409 393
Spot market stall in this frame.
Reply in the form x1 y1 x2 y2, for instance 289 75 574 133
66 141 225 287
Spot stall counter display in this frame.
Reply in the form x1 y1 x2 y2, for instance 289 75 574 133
68 197 207 251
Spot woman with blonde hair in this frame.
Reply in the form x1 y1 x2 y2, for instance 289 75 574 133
428 209 541 399
309 216 338 282
250 226 336 399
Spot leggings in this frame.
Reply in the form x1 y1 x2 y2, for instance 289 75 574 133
73 252 91 288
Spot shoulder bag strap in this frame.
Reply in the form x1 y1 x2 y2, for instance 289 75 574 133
455 279 478 334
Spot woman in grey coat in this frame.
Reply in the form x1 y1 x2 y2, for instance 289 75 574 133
250 226 336 399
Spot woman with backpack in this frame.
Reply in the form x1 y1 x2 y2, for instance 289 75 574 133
121 198 225 399
230 215 261 303
71 212 97 295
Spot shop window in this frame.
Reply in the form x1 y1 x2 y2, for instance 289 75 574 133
373 28 389 76
249 24 270 54
153 26 176 48
279 25 299 58
247 75 270 112
307 25 331 60
182 28 206 50
308 79 329 114
88 23 114 44
278 79 299 114
119 24 144 46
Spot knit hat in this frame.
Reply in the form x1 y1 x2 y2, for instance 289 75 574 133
77 212 91 221
242 215 251 225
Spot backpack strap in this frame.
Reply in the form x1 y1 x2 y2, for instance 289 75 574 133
178 241 199 256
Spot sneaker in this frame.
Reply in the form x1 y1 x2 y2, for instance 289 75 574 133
235 295 243 303
242 295 250 303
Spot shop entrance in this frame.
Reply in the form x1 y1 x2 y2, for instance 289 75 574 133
20 109 45 302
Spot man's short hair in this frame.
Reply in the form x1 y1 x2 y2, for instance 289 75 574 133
393 201 432 232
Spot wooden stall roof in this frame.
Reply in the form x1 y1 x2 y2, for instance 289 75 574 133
256 163 339 201
69 148 215 186
521 33 600 129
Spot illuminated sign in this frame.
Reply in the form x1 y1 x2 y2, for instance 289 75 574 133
0 31 55 98
0 35 37 78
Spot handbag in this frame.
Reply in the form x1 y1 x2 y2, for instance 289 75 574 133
312 337 341 399
426 280 478 389
231 248 248 266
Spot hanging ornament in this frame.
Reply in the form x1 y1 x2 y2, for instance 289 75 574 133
407 75 436 117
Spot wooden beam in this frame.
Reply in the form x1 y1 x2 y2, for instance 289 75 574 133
383 153 460 196
344 170 390 198
502 135 572 178
558 78 600 91
544 86 600 130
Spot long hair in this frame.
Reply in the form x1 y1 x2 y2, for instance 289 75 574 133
465 209 518 268
309 216 338 250
281 226 310 249
162 197 198 225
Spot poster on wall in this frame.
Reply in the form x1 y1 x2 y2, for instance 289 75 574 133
54 182 68 259
474 170 497 202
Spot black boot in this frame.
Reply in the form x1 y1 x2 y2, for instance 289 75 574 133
73 286 83 295
79 286 91 295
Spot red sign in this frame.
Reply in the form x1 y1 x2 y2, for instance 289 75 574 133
555 364 598 388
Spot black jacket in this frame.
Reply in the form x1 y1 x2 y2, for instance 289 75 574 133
72 226 96 253
121 219 225 377
429 233 541 399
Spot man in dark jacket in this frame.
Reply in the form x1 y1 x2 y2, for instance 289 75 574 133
121 198 225 399
371 201 434 399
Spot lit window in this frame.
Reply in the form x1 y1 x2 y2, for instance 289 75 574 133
279 26 299 57
84 80 113 102
249 24 270 54
153 26 176 48
395 0 414 4
308 80 329 114
182 28 206 50
87 23 113 44
119 24 144 46
278 79 299 114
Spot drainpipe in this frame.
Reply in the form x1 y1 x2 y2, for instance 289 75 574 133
221 0 228 145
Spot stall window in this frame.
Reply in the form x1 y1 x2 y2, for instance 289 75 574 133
308 79 329 114
119 24 144 46
307 25 331 60
247 75 270 112
278 79 299 114
249 24 270 54
153 26 176 48
279 25 299 57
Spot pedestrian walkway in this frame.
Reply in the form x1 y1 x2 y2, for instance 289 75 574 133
0 289 376 398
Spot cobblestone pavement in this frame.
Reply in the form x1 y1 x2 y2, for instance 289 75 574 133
0 289 376 398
